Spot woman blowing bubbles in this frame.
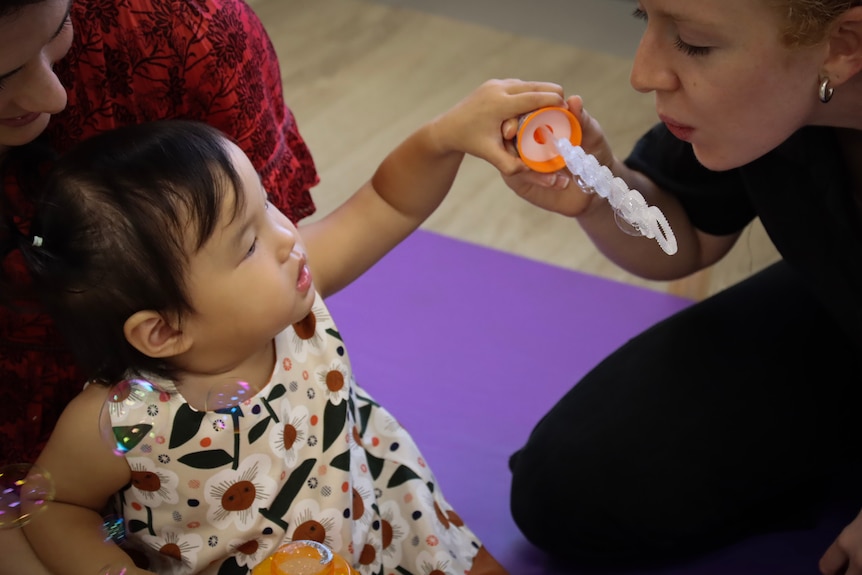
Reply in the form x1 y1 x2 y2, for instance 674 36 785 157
503 1 862 574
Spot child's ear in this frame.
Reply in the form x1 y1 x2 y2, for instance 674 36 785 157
124 311 192 359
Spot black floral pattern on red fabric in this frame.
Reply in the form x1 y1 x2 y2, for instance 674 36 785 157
0 0 319 465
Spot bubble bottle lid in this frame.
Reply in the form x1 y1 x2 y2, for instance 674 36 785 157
515 106 582 173
252 540 358 575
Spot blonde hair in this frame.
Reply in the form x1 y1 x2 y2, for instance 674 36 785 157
770 0 858 46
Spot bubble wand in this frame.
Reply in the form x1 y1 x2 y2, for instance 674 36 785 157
516 107 677 256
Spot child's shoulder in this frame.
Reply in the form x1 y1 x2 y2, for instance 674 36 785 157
73 379 114 409
35 381 131 508
53 381 114 443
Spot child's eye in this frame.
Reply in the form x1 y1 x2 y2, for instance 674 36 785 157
632 7 647 20
245 238 258 258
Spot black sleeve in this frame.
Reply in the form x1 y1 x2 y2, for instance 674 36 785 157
623 123 756 236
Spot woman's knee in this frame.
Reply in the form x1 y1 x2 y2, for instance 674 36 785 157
508 438 712 561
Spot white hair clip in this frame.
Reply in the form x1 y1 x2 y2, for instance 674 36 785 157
32 235 43 247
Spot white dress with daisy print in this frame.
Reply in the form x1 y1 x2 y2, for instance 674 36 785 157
107 295 483 575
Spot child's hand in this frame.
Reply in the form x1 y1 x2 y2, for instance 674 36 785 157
429 79 565 175
500 94 618 217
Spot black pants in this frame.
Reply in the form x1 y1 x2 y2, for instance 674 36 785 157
509 261 862 564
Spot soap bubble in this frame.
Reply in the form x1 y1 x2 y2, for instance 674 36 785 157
206 379 252 413
0 463 54 528
101 513 126 544
98 377 255 453
99 379 169 457
202 379 252 436
97 563 132 575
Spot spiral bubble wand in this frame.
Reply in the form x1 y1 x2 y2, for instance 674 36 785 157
516 107 677 256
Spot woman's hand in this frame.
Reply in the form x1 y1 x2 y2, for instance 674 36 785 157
821 507 862 575
499 94 617 218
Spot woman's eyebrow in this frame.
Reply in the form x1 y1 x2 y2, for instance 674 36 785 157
0 0 73 82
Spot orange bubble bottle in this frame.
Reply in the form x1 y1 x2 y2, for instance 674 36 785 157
252 540 358 575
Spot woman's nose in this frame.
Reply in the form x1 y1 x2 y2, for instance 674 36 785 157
630 33 678 94
14 56 67 115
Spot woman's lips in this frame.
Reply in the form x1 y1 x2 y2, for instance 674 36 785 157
660 115 694 142
0 112 41 128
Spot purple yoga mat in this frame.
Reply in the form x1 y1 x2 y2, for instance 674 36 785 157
326 230 849 575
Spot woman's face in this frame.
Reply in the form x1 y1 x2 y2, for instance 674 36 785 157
630 0 827 170
0 0 73 155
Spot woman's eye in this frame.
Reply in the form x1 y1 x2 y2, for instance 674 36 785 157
632 8 711 57
0 16 73 94
674 38 711 56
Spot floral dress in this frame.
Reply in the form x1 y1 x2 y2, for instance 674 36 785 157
107 296 482 575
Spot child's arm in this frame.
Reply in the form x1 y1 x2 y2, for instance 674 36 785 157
22 384 153 575
301 79 565 297
0 529 53 575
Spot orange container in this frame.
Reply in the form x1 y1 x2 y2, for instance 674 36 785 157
252 541 358 575
515 106 582 173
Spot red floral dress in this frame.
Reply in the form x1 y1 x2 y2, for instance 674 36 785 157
0 0 319 465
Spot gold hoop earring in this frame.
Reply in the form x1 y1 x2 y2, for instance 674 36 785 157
819 77 834 103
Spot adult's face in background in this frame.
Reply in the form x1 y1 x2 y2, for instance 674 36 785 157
0 0 73 157
629 0 828 171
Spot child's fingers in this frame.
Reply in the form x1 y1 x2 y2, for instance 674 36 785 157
493 78 564 97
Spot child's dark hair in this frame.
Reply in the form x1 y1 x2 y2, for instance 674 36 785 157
23 120 245 383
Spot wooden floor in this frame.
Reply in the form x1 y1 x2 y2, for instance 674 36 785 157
247 0 781 299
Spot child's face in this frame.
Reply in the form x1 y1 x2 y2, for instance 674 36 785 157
178 140 316 366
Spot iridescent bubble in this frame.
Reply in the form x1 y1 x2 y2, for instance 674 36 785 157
99 379 169 457
206 379 252 412
202 380 253 437
0 463 55 529
101 513 126 544
97 563 132 575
